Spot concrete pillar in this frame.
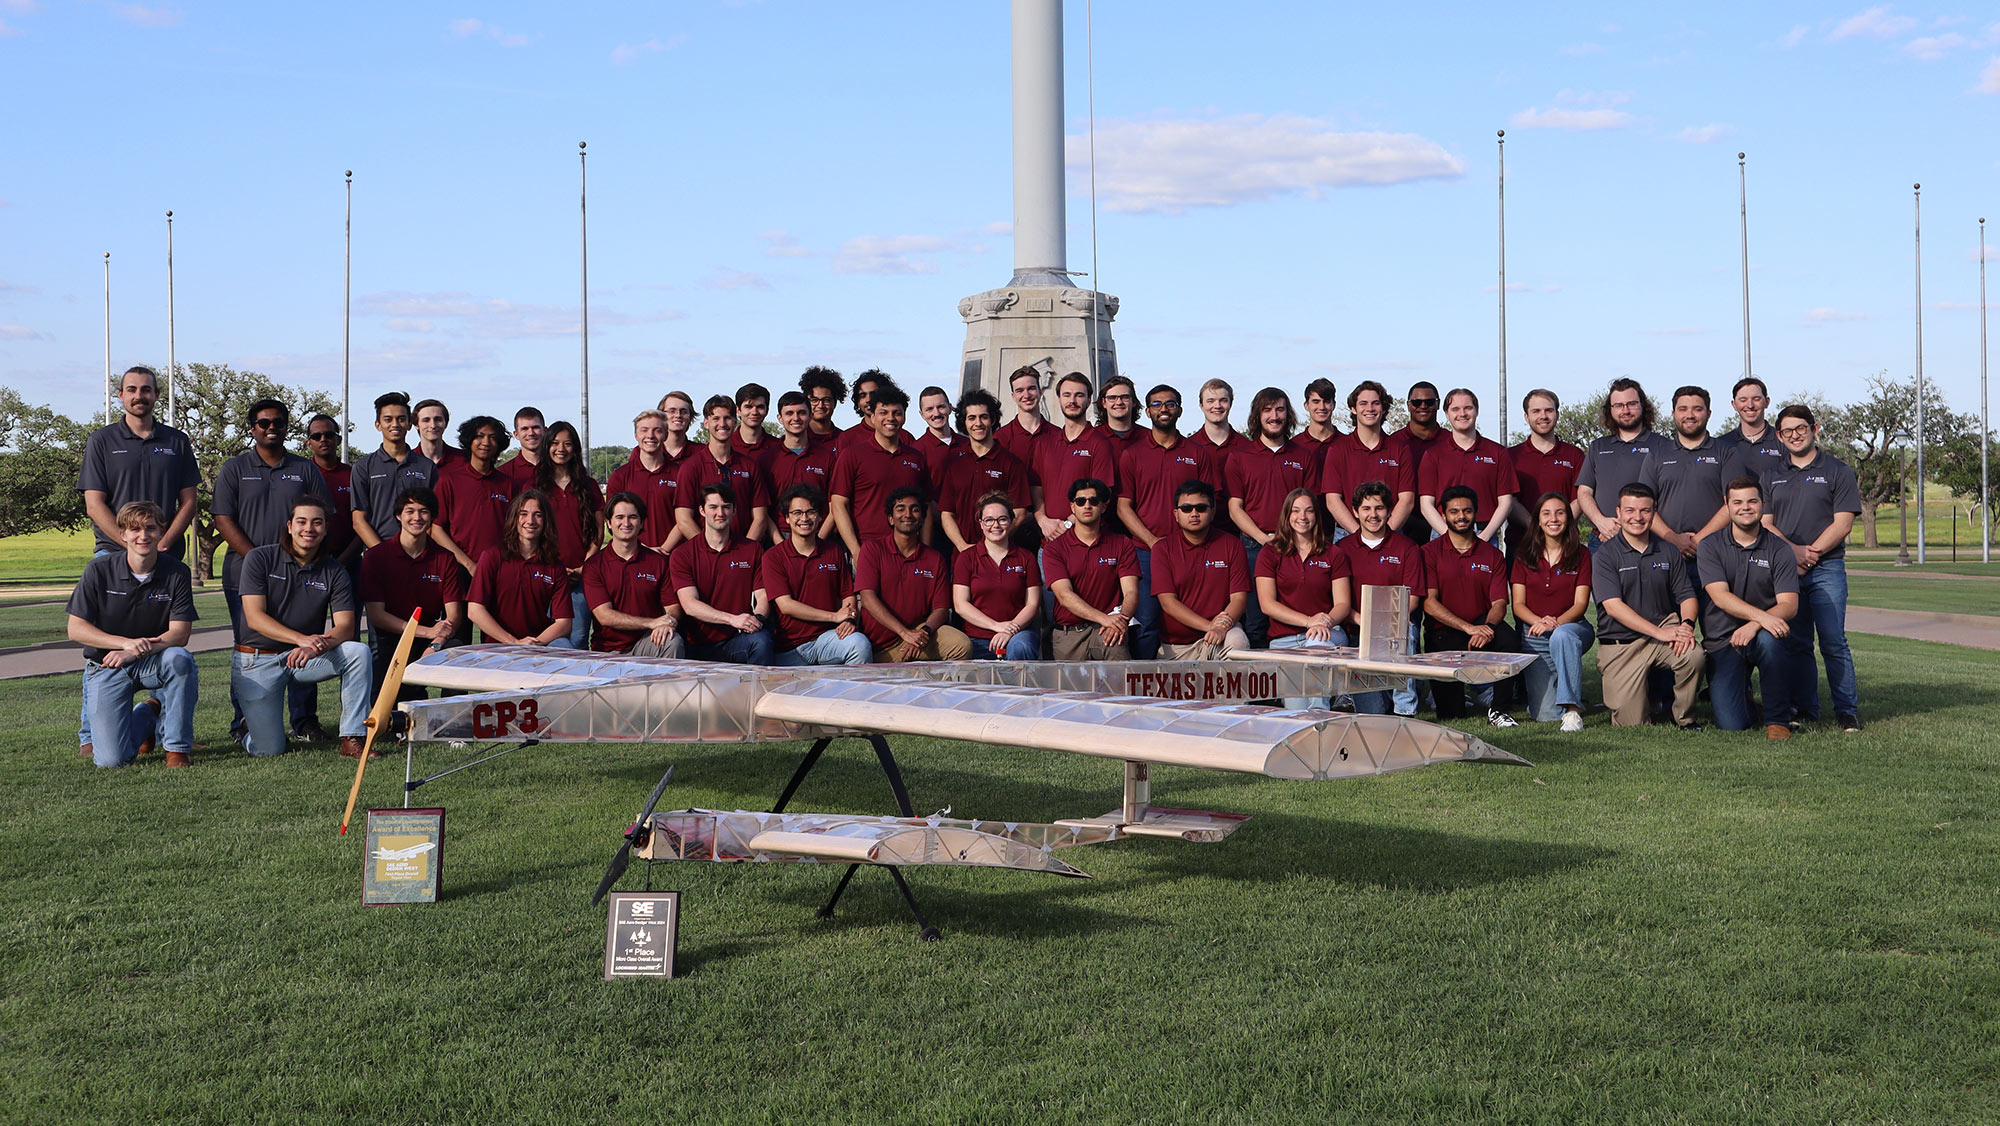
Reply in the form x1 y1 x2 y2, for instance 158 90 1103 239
1011 0 1067 286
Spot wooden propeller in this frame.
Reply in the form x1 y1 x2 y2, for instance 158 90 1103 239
340 612 425 836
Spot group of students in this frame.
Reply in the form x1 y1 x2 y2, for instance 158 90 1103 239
65 360 1863 768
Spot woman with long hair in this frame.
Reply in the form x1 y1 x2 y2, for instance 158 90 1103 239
953 494 1042 660
535 420 603 648
467 488 575 648
1255 488 1353 709
1511 491 1595 729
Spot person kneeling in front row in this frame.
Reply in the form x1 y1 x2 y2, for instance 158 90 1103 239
231 497 373 758
1153 479 1251 660
1420 485 1520 726
66 501 199 768
1697 475 1799 739
764 484 872 666
1593 482 1705 729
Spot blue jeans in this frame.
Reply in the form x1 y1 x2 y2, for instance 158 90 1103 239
1240 535 1270 649
1710 631 1793 730
690 629 775 666
1786 558 1856 719
231 642 374 756
1270 628 1350 709
1133 548 1162 660
775 628 874 666
1353 619 1424 716
566 585 591 650
969 631 1040 660
83 649 197 767
221 557 313 732
1519 621 1596 722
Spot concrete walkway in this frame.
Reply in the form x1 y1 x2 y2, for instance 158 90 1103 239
1846 607 2000 651
0 626 235 679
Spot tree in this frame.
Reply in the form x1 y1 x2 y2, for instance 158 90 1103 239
168 363 337 581
1813 373 1970 548
1553 388 1666 446
0 387 92 537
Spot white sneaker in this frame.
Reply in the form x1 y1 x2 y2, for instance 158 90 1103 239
1486 708 1518 728
1560 711 1585 733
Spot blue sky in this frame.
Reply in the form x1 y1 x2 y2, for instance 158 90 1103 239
2 1 1996 441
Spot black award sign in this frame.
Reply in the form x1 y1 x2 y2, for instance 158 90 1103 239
603 891 679 979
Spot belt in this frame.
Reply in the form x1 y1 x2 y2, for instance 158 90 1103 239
234 644 287 655
1053 623 1098 631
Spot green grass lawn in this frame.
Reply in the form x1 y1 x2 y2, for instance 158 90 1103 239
1845 573 2000 617
0 527 99 584
1847 558 2000 576
0 591 227 650
4 637 1997 1121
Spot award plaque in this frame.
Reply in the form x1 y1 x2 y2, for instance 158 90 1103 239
604 891 680 979
362 808 445 905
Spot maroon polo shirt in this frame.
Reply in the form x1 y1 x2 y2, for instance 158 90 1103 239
766 442 839 501
1033 424 1119 520
938 443 1034 524
913 429 961 482
1320 431 1414 501
1293 428 1339 458
996 417 1053 480
1224 438 1321 531
499 454 541 490
729 429 783 477
1254 542 1353 638
317 460 355 556
1390 426 1443 471
541 478 603 572
837 424 916 454
954 544 1041 640
761 539 851 650
1417 434 1516 523
1511 550 1593 621
359 538 467 626
667 534 765 648
1510 438 1586 507
433 462 516 562
469 548 570 639
1197 428 1250 460
1097 424 1149 455
1041 529 1140 625
807 423 842 450
1150 530 1250 644
1334 531 1426 619
1118 435 1224 542
674 448 771 540
423 444 465 469
581 544 670 653
605 445 694 548
854 537 951 649
830 439 929 542
1421 535 1509 625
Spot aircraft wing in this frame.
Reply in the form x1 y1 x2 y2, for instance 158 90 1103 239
637 809 1114 877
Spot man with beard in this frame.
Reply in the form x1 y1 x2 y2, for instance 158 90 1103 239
1578 378 1669 546
1420 486 1518 726
1117 385 1224 659
1152 480 1250 660
855 487 972 662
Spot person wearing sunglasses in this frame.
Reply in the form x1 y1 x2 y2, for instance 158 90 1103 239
1152 480 1250 660
1391 381 1445 542
1042 477 1140 661
213 399 331 744
1116 386 1224 659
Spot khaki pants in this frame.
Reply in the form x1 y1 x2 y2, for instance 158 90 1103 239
886 625 973 663
1158 626 1250 662
1598 617 1705 726
1052 625 1132 662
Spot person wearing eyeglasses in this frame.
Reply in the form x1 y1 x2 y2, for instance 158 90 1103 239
1117 386 1224 659
1152 479 1250 660
213 398 331 744
1759 404 1863 733
1577 378 1669 547
954 495 1043 661
799 365 847 449
763 484 871 666
1094 376 1149 453
1255 488 1353 710
1041 477 1140 661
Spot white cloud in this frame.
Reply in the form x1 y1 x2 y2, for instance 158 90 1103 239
1510 106 1632 130
611 36 681 64
1641 326 1713 336
1829 6 1917 40
1675 124 1732 143
1802 307 1868 325
702 267 771 291
448 18 530 47
1977 56 2000 93
1903 32 1969 59
1782 24 1810 48
831 234 981 276
0 325 44 340
0 1 43 12
112 4 180 28
1071 113 1462 215
982 220 1012 236
759 230 811 258
357 291 682 337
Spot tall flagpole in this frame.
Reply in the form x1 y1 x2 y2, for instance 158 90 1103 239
166 212 176 425
1981 216 1989 564
343 171 352 459
103 253 113 423
579 141 591 454
1496 129 1508 444
1738 153 1752 387
1914 183 1926 565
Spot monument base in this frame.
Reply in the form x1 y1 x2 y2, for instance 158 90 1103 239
957 283 1119 416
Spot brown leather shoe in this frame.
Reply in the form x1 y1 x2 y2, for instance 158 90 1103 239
1765 723 1793 741
79 741 93 760
339 736 367 759
135 699 163 756
164 751 191 768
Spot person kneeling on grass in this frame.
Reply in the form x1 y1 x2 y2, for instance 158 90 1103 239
231 497 374 759
66 501 198 768
1152 479 1251 661
763 484 872 666
1697 475 1799 739
670 482 775 665
1256 487 1353 710
1420 485 1520 727
1593 482 1705 729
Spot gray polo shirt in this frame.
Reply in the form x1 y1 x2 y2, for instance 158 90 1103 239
1719 424 1786 475
1592 532 1695 644
1577 430 1669 508
1695 528 1799 650
76 419 201 552
236 543 357 650
1760 450 1862 561
1638 434 1743 534
213 450 330 586
66 552 198 663
349 447 437 540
